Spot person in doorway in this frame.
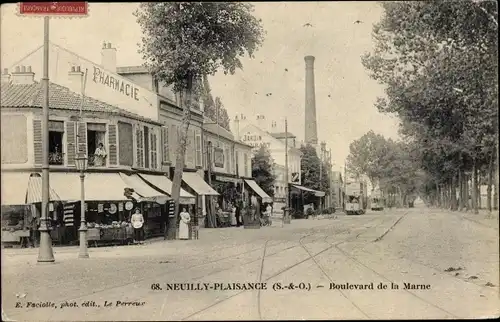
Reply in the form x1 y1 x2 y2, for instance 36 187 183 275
235 201 242 227
179 207 191 240
131 208 145 244
94 143 107 166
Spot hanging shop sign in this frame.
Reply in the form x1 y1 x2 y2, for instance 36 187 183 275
213 147 224 168
109 203 117 214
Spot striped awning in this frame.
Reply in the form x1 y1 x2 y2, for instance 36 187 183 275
119 173 170 204
138 174 195 205
26 175 61 204
1 172 31 205
244 179 273 203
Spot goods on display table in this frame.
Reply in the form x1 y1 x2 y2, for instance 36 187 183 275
1 205 31 244
87 221 134 245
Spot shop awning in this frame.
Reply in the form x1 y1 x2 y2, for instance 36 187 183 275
182 172 219 196
1 172 30 205
50 172 131 202
244 179 273 203
138 174 195 205
119 173 170 204
292 184 325 197
26 175 61 204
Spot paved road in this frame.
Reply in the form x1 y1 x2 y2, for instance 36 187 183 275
2 208 499 320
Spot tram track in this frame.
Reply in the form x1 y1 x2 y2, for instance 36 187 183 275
7 226 332 319
182 215 391 320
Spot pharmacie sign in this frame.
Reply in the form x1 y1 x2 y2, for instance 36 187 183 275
92 66 140 101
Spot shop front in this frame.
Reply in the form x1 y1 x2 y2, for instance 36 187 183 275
47 171 170 245
289 184 325 218
181 171 219 228
209 173 242 227
242 179 273 227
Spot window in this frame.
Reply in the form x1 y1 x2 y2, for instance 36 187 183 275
49 120 64 165
195 132 202 167
161 126 169 163
149 130 158 169
87 123 107 167
144 126 150 168
136 126 144 168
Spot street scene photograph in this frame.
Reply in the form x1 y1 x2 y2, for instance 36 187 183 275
1 1 499 321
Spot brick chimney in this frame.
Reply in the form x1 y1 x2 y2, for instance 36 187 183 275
256 114 267 131
101 41 117 72
304 55 318 147
1 68 11 84
270 120 277 132
68 66 84 93
11 66 35 85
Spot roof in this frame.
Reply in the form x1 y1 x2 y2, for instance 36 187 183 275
0 81 161 125
270 132 297 139
116 65 149 74
203 118 235 141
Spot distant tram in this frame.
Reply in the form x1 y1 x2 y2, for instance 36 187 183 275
370 189 384 211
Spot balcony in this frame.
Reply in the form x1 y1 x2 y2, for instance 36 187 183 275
49 152 64 165
87 154 107 167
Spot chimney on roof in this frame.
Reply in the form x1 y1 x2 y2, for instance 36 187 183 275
101 41 117 72
11 65 35 85
1 68 11 84
233 115 240 141
271 120 277 131
256 114 267 131
68 65 84 94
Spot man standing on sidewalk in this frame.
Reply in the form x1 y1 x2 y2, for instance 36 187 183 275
131 208 145 244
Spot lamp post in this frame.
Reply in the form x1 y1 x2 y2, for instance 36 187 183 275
75 154 89 258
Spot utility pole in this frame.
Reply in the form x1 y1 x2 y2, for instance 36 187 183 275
38 16 55 263
284 118 290 224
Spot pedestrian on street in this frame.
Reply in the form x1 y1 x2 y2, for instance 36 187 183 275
131 208 145 244
179 207 191 240
230 203 237 226
235 201 242 227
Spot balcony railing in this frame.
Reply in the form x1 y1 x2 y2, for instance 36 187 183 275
87 154 107 167
49 152 64 165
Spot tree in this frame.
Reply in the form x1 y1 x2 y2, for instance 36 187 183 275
346 130 390 189
201 76 231 131
215 97 231 131
251 145 276 198
362 1 498 212
300 144 329 194
136 2 264 239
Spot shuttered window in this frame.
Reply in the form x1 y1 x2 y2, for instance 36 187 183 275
244 153 249 177
66 121 76 166
135 125 144 168
33 119 42 165
77 122 87 156
195 132 202 167
161 126 169 163
225 146 230 171
149 130 158 170
108 124 118 166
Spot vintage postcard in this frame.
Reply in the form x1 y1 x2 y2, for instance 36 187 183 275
1 1 499 321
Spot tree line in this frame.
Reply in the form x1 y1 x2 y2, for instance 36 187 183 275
348 1 498 213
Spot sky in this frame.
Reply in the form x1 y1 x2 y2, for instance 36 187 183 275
1 2 401 172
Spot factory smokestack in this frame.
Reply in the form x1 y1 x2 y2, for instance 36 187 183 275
304 55 318 146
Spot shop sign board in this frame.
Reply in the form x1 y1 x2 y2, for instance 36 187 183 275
213 147 224 168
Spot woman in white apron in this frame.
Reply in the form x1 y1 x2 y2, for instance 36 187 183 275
179 208 191 240
230 203 237 226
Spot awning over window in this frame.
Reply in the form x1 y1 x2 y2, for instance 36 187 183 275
119 173 170 204
244 179 273 203
292 184 325 197
50 172 130 202
138 174 195 205
182 172 219 196
1 172 31 205
26 175 61 204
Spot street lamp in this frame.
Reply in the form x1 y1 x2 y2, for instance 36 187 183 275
75 154 89 258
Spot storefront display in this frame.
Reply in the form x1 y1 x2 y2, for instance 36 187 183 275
1 205 31 244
